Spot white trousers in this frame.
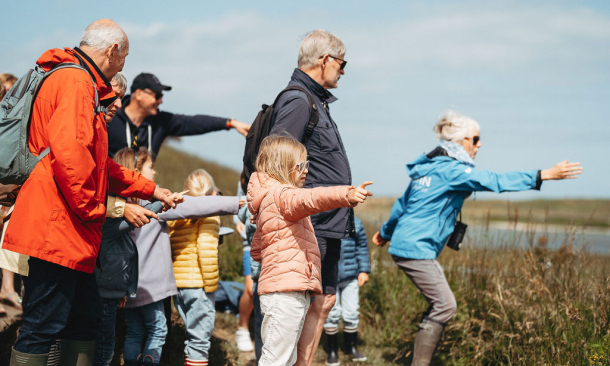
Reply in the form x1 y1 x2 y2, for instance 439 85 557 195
259 291 311 366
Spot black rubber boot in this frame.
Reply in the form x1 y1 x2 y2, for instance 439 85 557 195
344 331 367 362
325 332 340 366
10 348 49 366
411 318 444 366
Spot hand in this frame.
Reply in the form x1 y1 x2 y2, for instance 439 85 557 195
229 119 250 137
541 161 583 180
152 188 186 211
118 296 127 309
239 199 246 208
235 221 245 235
124 202 158 228
358 272 369 287
373 231 388 247
348 181 373 205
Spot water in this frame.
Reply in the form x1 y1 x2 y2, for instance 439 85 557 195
465 222 610 254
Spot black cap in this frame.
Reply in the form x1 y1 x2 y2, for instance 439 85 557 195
130 73 172 93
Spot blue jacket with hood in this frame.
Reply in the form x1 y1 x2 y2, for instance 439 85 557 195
380 149 541 260
338 217 371 283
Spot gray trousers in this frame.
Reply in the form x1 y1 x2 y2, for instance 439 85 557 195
392 256 457 324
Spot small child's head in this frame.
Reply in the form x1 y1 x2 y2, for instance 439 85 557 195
184 169 217 197
114 147 156 181
256 134 309 188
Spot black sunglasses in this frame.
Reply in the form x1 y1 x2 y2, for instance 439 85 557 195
472 136 480 145
319 55 347 70
142 89 163 100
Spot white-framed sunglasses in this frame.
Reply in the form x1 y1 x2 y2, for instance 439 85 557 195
295 161 310 173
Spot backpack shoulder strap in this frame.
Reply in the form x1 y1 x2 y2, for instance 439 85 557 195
272 86 319 143
44 63 104 114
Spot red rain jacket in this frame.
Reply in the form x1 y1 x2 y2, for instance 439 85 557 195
3 48 156 273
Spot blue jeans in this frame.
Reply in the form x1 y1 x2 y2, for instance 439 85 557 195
173 288 216 361
124 300 168 362
14 257 101 354
94 298 121 366
324 278 360 331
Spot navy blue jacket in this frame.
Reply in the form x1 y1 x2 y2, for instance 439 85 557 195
338 217 371 283
107 95 230 157
270 69 354 239
95 201 163 299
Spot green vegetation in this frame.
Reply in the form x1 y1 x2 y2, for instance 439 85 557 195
153 146 610 365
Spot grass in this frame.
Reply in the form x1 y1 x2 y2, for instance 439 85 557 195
3 146 609 365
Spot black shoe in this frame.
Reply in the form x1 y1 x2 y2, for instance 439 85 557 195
325 332 340 366
344 331 367 362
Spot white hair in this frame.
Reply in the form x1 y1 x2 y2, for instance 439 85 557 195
298 29 346 69
110 72 127 93
434 110 480 142
79 19 128 55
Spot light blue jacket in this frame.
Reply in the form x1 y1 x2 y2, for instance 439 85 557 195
380 153 540 260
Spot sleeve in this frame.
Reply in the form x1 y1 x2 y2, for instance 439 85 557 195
250 225 263 262
101 201 164 240
379 184 411 241
47 80 105 222
106 196 126 218
161 111 229 137
277 185 354 222
269 95 311 141
354 220 371 274
157 195 239 222
107 158 157 199
446 164 539 193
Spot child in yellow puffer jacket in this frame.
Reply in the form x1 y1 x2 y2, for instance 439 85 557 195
168 169 237 366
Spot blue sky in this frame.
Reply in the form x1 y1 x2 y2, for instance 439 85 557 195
3 1 609 199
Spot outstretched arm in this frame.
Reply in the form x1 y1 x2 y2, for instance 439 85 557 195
158 195 240 222
277 182 372 222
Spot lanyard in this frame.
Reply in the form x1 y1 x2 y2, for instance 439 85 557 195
125 123 152 150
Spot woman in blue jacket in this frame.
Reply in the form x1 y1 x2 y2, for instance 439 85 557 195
373 110 582 366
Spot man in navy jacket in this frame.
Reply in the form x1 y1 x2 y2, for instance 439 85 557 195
107 72 250 157
269 29 354 366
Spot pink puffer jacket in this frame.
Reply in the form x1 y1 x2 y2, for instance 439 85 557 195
248 173 354 295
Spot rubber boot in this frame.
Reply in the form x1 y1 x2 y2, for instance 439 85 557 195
10 348 49 366
58 340 95 366
411 319 444 366
325 332 340 366
344 331 367 362
47 340 62 366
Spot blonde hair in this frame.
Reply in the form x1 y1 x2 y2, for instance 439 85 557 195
0 83 5 101
0 73 17 89
110 72 127 94
184 169 217 197
113 147 154 173
256 134 307 187
434 110 480 142
298 29 346 69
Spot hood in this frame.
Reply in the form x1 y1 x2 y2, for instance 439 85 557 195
36 47 115 102
247 172 277 217
406 153 453 180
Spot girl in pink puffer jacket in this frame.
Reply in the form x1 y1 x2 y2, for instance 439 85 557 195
247 135 373 366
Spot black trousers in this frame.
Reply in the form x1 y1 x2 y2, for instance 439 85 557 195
14 257 101 354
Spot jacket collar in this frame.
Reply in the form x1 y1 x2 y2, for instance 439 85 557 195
291 68 338 104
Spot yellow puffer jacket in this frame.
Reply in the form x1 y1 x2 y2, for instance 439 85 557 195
167 216 221 292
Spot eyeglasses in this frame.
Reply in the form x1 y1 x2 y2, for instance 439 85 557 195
142 89 163 100
472 136 480 145
319 55 347 70
295 161 309 173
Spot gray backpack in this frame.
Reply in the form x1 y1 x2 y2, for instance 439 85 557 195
0 63 102 207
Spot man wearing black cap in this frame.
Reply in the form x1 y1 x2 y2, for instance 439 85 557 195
107 72 250 157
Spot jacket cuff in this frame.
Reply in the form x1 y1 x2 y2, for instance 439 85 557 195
345 186 357 207
141 181 157 200
535 170 543 190
106 196 126 218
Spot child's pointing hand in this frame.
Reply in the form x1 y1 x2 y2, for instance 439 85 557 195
348 181 373 205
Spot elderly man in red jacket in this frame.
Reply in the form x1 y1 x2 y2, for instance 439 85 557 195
3 19 181 366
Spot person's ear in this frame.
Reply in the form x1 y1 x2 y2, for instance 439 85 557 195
319 54 329 68
106 44 119 61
